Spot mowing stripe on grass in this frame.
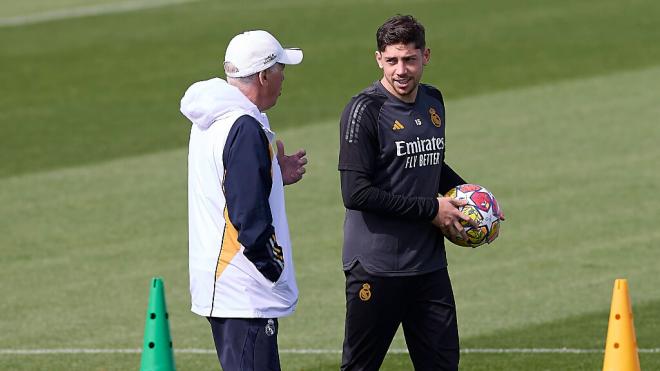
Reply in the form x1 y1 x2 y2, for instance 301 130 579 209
0 0 200 27
2 348 660 355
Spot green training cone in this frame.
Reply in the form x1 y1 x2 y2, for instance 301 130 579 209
140 277 176 371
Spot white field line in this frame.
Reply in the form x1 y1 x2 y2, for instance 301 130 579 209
2 348 660 355
0 0 200 27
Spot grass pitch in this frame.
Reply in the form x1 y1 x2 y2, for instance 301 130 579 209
2 0 660 370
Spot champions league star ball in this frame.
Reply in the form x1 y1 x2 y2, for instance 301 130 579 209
445 184 502 248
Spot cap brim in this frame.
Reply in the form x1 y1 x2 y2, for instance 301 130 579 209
279 48 303 65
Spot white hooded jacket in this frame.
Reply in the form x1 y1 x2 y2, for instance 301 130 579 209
180 77 298 318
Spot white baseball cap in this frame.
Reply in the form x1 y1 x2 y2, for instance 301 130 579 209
223 30 303 78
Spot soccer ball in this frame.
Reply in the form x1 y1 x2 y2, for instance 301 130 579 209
444 184 502 248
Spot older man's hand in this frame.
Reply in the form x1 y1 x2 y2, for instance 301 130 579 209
276 139 307 185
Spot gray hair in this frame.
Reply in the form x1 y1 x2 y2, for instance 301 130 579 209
226 63 281 86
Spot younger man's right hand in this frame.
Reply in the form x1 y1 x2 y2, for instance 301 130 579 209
432 197 479 242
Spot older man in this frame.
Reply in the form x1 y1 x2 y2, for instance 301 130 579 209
180 30 306 371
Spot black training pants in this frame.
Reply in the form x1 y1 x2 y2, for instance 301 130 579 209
208 317 281 371
341 262 459 371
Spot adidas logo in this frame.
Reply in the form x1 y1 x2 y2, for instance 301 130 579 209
392 120 405 130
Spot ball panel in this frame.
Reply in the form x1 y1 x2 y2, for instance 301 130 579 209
460 204 483 226
487 220 500 243
452 237 470 247
466 226 488 246
458 184 482 192
491 196 500 218
470 191 492 212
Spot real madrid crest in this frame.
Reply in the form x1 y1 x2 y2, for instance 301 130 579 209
359 283 372 301
265 319 276 336
429 107 442 128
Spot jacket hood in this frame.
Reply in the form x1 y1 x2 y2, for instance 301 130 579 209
180 77 268 130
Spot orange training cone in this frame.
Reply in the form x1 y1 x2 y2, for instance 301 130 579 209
602 279 640 371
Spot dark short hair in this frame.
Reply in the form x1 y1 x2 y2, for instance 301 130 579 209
376 15 426 52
